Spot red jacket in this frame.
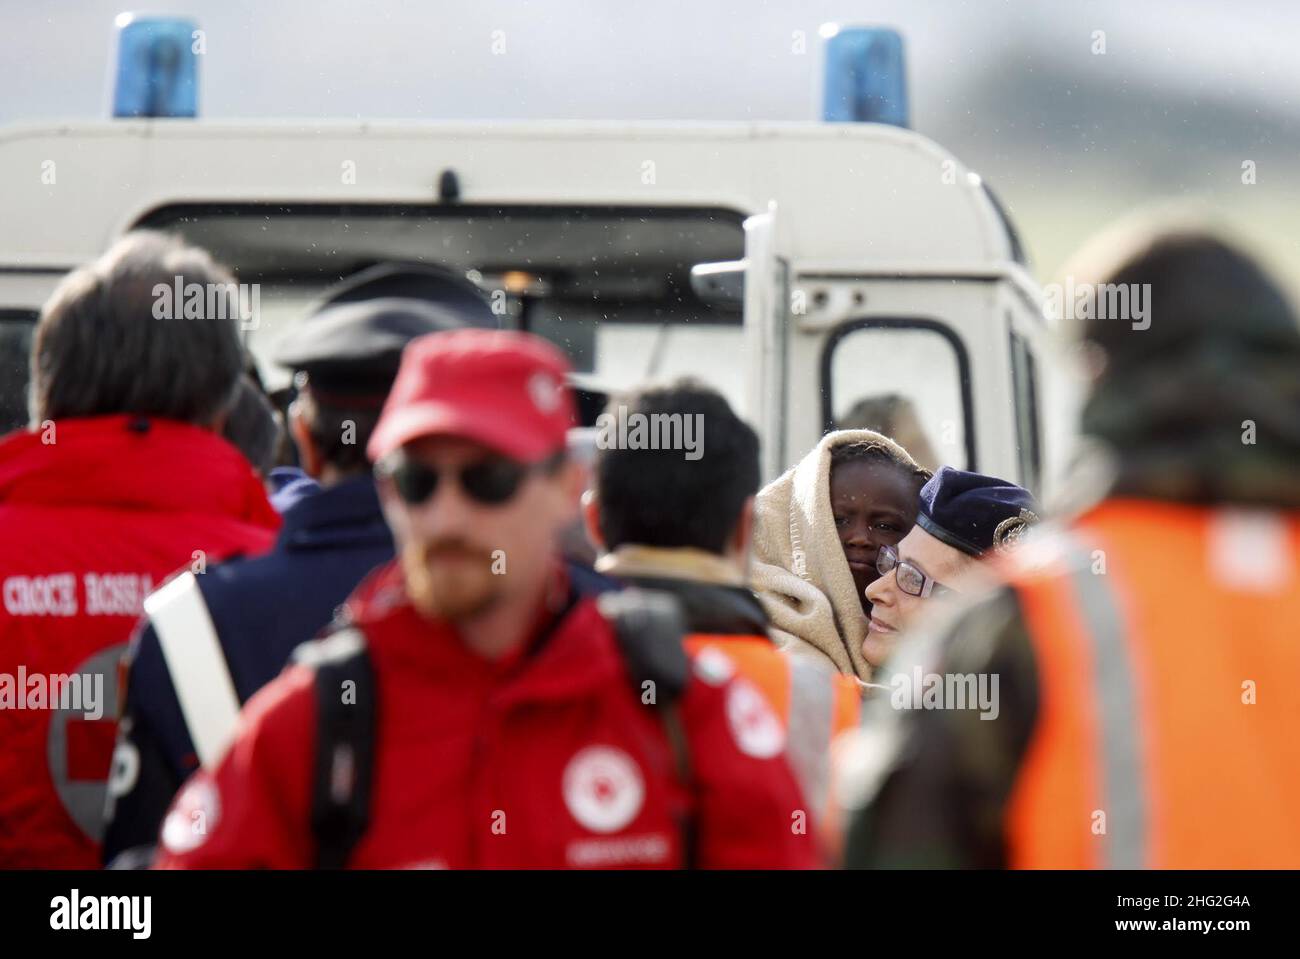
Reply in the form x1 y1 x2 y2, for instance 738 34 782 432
0 415 279 868
156 563 818 869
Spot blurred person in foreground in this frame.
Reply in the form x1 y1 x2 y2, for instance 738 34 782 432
101 298 461 867
155 330 815 869
840 221 1300 868
585 379 861 822
752 430 930 680
861 467 1038 672
0 232 280 869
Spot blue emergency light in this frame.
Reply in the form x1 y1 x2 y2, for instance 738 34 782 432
112 14 199 118
821 26 909 128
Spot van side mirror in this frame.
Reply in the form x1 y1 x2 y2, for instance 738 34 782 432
689 260 745 311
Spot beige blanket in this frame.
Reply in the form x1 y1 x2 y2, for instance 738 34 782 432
751 429 918 679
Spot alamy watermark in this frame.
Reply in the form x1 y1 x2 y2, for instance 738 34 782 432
0 666 103 720
878 666 1000 720
1043 278 1151 330
595 404 704 461
152 276 260 331
50 889 150 939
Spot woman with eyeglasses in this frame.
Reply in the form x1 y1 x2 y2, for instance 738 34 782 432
863 466 1039 671
751 431 931 680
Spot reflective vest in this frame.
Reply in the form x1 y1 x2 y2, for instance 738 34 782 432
1003 499 1300 868
685 632 860 818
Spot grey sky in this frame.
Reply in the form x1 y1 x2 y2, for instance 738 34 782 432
2 0 1297 274
4 0 1297 124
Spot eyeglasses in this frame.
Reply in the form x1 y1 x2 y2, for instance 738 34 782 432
876 544 954 599
378 451 563 507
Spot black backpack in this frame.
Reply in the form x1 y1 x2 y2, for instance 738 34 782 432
301 587 695 869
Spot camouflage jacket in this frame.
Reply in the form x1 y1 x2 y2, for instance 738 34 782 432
838 585 1039 868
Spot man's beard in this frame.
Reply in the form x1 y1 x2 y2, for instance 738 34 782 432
401 538 501 623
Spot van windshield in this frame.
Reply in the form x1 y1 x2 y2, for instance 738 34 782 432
135 204 748 416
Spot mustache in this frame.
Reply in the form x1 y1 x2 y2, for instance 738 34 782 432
413 539 495 564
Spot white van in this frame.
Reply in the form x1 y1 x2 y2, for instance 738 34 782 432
0 118 1054 492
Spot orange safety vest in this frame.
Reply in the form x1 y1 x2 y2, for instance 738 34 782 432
1002 499 1300 868
685 632 860 816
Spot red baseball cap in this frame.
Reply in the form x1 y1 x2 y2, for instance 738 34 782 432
366 328 576 464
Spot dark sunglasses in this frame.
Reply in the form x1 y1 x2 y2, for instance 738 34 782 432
379 451 564 507
876 543 954 599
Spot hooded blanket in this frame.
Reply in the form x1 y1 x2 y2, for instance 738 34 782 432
751 429 920 679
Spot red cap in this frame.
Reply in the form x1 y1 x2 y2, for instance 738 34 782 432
366 329 576 464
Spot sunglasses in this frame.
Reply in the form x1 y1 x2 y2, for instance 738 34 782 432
379 451 563 507
876 544 954 599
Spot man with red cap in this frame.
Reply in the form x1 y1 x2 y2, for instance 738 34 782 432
155 329 816 869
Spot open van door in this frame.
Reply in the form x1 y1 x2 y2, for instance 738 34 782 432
742 202 790 481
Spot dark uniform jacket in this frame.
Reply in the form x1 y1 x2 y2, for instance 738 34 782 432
102 475 393 865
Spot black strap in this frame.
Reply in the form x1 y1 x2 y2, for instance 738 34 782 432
597 588 691 704
303 631 376 870
597 588 698 867
298 584 583 870
302 589 697 869
659 702 698 869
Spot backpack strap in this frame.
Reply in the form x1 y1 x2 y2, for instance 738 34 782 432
296 590 695 869
596 588 698 867
293 628 375 870
597 588 691 704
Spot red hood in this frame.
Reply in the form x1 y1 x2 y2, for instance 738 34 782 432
0 415 280 529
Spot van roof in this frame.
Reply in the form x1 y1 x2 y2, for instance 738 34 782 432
0 119 1015 271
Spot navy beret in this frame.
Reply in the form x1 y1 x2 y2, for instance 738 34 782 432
916 466 1040 558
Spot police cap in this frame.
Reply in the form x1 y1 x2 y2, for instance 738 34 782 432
916 466 1040 558
317 262 497 329
271 297 464 406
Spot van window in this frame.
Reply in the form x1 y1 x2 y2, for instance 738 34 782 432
1009 327 1042 495
134 204 748 418
823 319 973 472
0 312 36 434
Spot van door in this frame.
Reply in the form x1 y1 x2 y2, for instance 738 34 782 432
742 202 790 481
